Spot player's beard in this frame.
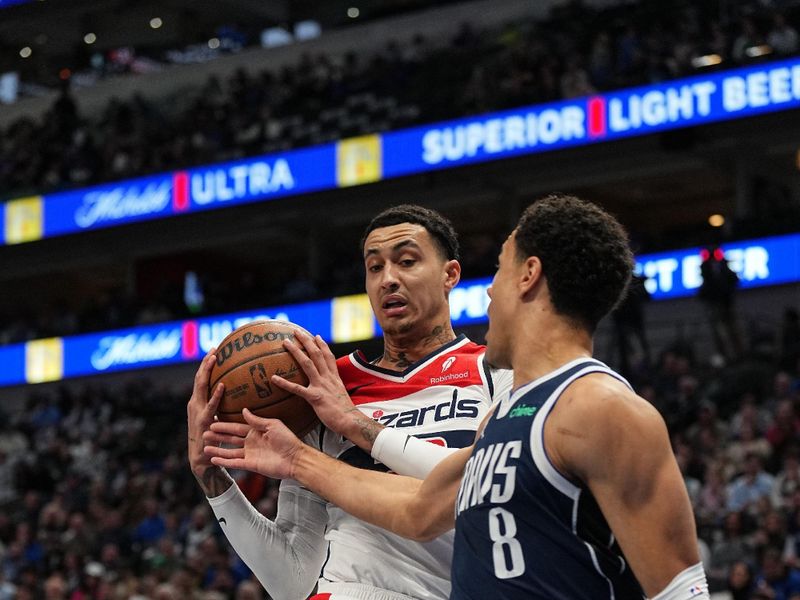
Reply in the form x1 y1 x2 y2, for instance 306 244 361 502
381 318 416 336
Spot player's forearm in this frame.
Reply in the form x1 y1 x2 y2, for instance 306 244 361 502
291 444 426 539
208 482 326 600
193 464 235 497
337 407 385 452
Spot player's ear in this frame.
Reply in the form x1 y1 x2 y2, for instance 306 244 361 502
443 259 461 292
518 256 542 297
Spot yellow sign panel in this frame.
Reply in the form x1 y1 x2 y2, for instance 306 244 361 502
336 134 383 187
25 338 64 384
5 196 44 244
332 294 375 343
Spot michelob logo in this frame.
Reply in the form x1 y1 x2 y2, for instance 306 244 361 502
336 134 382 187
25 337 63 383
332 294 374 343
5 196 43 244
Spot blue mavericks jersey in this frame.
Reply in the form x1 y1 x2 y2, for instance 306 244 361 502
452 358 645 600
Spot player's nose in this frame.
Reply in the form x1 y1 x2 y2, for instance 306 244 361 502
379 263 400 289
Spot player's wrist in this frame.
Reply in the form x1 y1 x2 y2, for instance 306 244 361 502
193 464 234 497
289 443 315 482
332 407 383 451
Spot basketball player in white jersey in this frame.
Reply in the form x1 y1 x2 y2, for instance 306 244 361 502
205 195 710 600
187 205 512 600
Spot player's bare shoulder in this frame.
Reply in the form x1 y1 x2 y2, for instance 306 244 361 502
547 372 668 481
559 372 661 427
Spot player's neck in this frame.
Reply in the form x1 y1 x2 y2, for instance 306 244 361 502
510 316 593 389
377 322 457 370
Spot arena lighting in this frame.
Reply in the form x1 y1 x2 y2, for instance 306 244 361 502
746 45 773 58
149 17 163 29
83 32 96 45
19 46 31 58
691 54 722 69
207 37 220 49
708 214 725 227
347 6 360 18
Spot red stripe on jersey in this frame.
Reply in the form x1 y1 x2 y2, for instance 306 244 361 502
336 340 487 406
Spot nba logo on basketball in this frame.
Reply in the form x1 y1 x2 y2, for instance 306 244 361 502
249 363 272 398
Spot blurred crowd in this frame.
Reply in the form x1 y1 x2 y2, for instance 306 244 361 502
2 1 800 198
0 321 798 598
0 379 274 599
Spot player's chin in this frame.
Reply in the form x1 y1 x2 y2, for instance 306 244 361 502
484 341 510 370
377 315 416 335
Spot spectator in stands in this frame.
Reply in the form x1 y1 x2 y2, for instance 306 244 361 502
753 546 800 599
774 453 800 509
729 421 773 468
766 399 800 468
725 560 754 600
728 453 775 514
611 272 651 378
769 13 799 55
730 392 771 440
699 244 742 362
697 462 728 528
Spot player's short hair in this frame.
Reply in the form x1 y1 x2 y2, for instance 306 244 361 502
514 194 633 332
360 204 460 261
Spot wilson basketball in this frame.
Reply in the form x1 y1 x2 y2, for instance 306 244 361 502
209 320 318 436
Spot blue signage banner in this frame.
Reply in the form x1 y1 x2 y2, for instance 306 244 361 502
32 144 337 241
384 57 800 176
45 173 175 238
635 233 800 300
0 345 24 386
1 232 799 387
5 58 800 245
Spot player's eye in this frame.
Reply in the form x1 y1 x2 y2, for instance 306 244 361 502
368 264 382 273
400 259 416 267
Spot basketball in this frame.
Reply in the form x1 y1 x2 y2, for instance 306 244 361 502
209 320 318 436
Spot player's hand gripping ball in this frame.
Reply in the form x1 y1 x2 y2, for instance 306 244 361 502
209 320 318 436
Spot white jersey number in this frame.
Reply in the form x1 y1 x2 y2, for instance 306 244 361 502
489 507 525 579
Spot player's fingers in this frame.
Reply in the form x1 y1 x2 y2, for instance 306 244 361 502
193 349 217 396
296 330 328 374
209 421 251 437
207 382 224 413
202 430 244 447
242 408 276 430
203 445 244 459
270 375 312 400
209 456 246 470
282 339 319 380
316 335 338 372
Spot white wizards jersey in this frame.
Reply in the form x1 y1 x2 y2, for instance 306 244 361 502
306 334 512 599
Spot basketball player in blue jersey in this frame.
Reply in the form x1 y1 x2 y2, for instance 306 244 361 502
205 194 710 600
188 205 512 600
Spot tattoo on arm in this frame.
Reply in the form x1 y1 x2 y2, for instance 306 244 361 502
346 407 384 445
195 466 234 498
